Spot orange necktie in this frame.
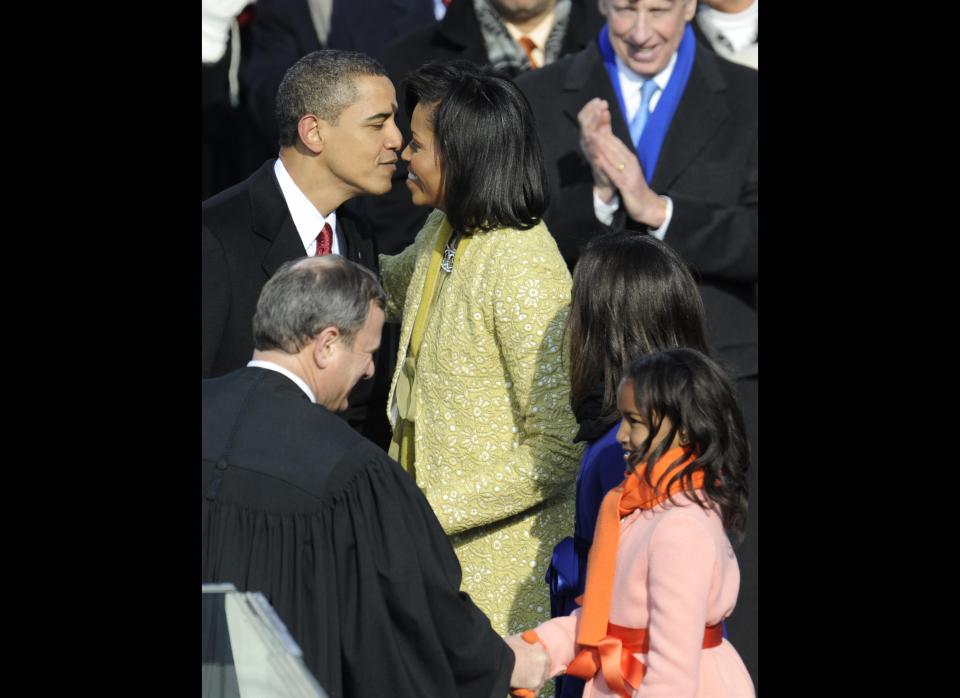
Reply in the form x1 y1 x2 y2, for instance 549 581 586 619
518 36 539 68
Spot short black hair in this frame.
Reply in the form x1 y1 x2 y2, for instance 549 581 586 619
276 49 388 148
402 60 549 233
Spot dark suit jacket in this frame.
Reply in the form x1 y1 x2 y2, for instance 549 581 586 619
202 367 513 696
202 159 391 445
517 39 758 380
347 0 606 257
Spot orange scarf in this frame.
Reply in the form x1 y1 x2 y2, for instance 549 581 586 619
568 446 703 697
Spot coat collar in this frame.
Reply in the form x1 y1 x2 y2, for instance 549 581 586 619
246 160 305 278
650 45 730 191
560 42 632 151
245 159 366 276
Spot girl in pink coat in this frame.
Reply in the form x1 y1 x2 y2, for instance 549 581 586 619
510 348 755 698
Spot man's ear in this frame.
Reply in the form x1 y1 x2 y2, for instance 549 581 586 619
684 0 698 23
298 114 326 155
313 326 340 368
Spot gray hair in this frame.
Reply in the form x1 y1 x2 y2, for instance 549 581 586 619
275 49 388 147
253 256 386 354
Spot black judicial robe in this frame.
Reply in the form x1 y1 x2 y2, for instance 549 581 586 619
202 367 513 697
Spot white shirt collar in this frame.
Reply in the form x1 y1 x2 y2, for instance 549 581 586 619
273 158 339 256
247 360 317 404
698 0 758 53
614 50 677 120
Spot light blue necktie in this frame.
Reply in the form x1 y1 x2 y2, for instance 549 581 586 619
629 80 660 146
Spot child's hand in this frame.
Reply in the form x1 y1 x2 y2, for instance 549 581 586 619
505 632 550 695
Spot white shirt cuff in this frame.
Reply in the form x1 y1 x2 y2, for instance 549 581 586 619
593 190 620 226
202 0 249 64
202 17 234 63
648 195 673 240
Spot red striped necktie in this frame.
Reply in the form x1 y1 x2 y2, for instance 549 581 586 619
315 222 333 256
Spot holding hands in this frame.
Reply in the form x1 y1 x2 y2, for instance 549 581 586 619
505 632 550 697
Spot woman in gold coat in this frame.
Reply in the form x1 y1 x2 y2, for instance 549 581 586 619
380 61 583 639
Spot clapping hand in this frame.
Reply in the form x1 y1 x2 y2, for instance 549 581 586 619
577 98 666 228
578 98 617 203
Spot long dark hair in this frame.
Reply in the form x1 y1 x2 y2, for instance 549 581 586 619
403 60 549 233
568 232 709 430
624 348 749 543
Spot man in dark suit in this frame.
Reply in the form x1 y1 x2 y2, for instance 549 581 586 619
516 0 758 689
203 49 401 446
202 255 550 697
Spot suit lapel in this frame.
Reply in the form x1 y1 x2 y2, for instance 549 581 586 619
338 215 356 262
247 160 308 278
337 211 376 269
561 45 633 154
651 47 730 191
247 160 379 277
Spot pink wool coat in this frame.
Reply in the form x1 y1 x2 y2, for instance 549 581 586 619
533 494 755 697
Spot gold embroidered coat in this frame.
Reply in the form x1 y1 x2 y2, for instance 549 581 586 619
380 210 583 636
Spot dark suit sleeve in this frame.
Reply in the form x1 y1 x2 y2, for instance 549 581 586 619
202 225 229 377
656 135 757 282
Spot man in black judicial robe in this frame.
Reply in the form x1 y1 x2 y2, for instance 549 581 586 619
202 255 548 697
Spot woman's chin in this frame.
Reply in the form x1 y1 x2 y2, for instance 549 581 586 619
405 181 423 205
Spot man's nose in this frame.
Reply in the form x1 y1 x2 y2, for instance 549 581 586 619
386 121 403 151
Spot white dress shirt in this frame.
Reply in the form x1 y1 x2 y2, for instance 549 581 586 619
697 0 758 69
273 159 340 256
